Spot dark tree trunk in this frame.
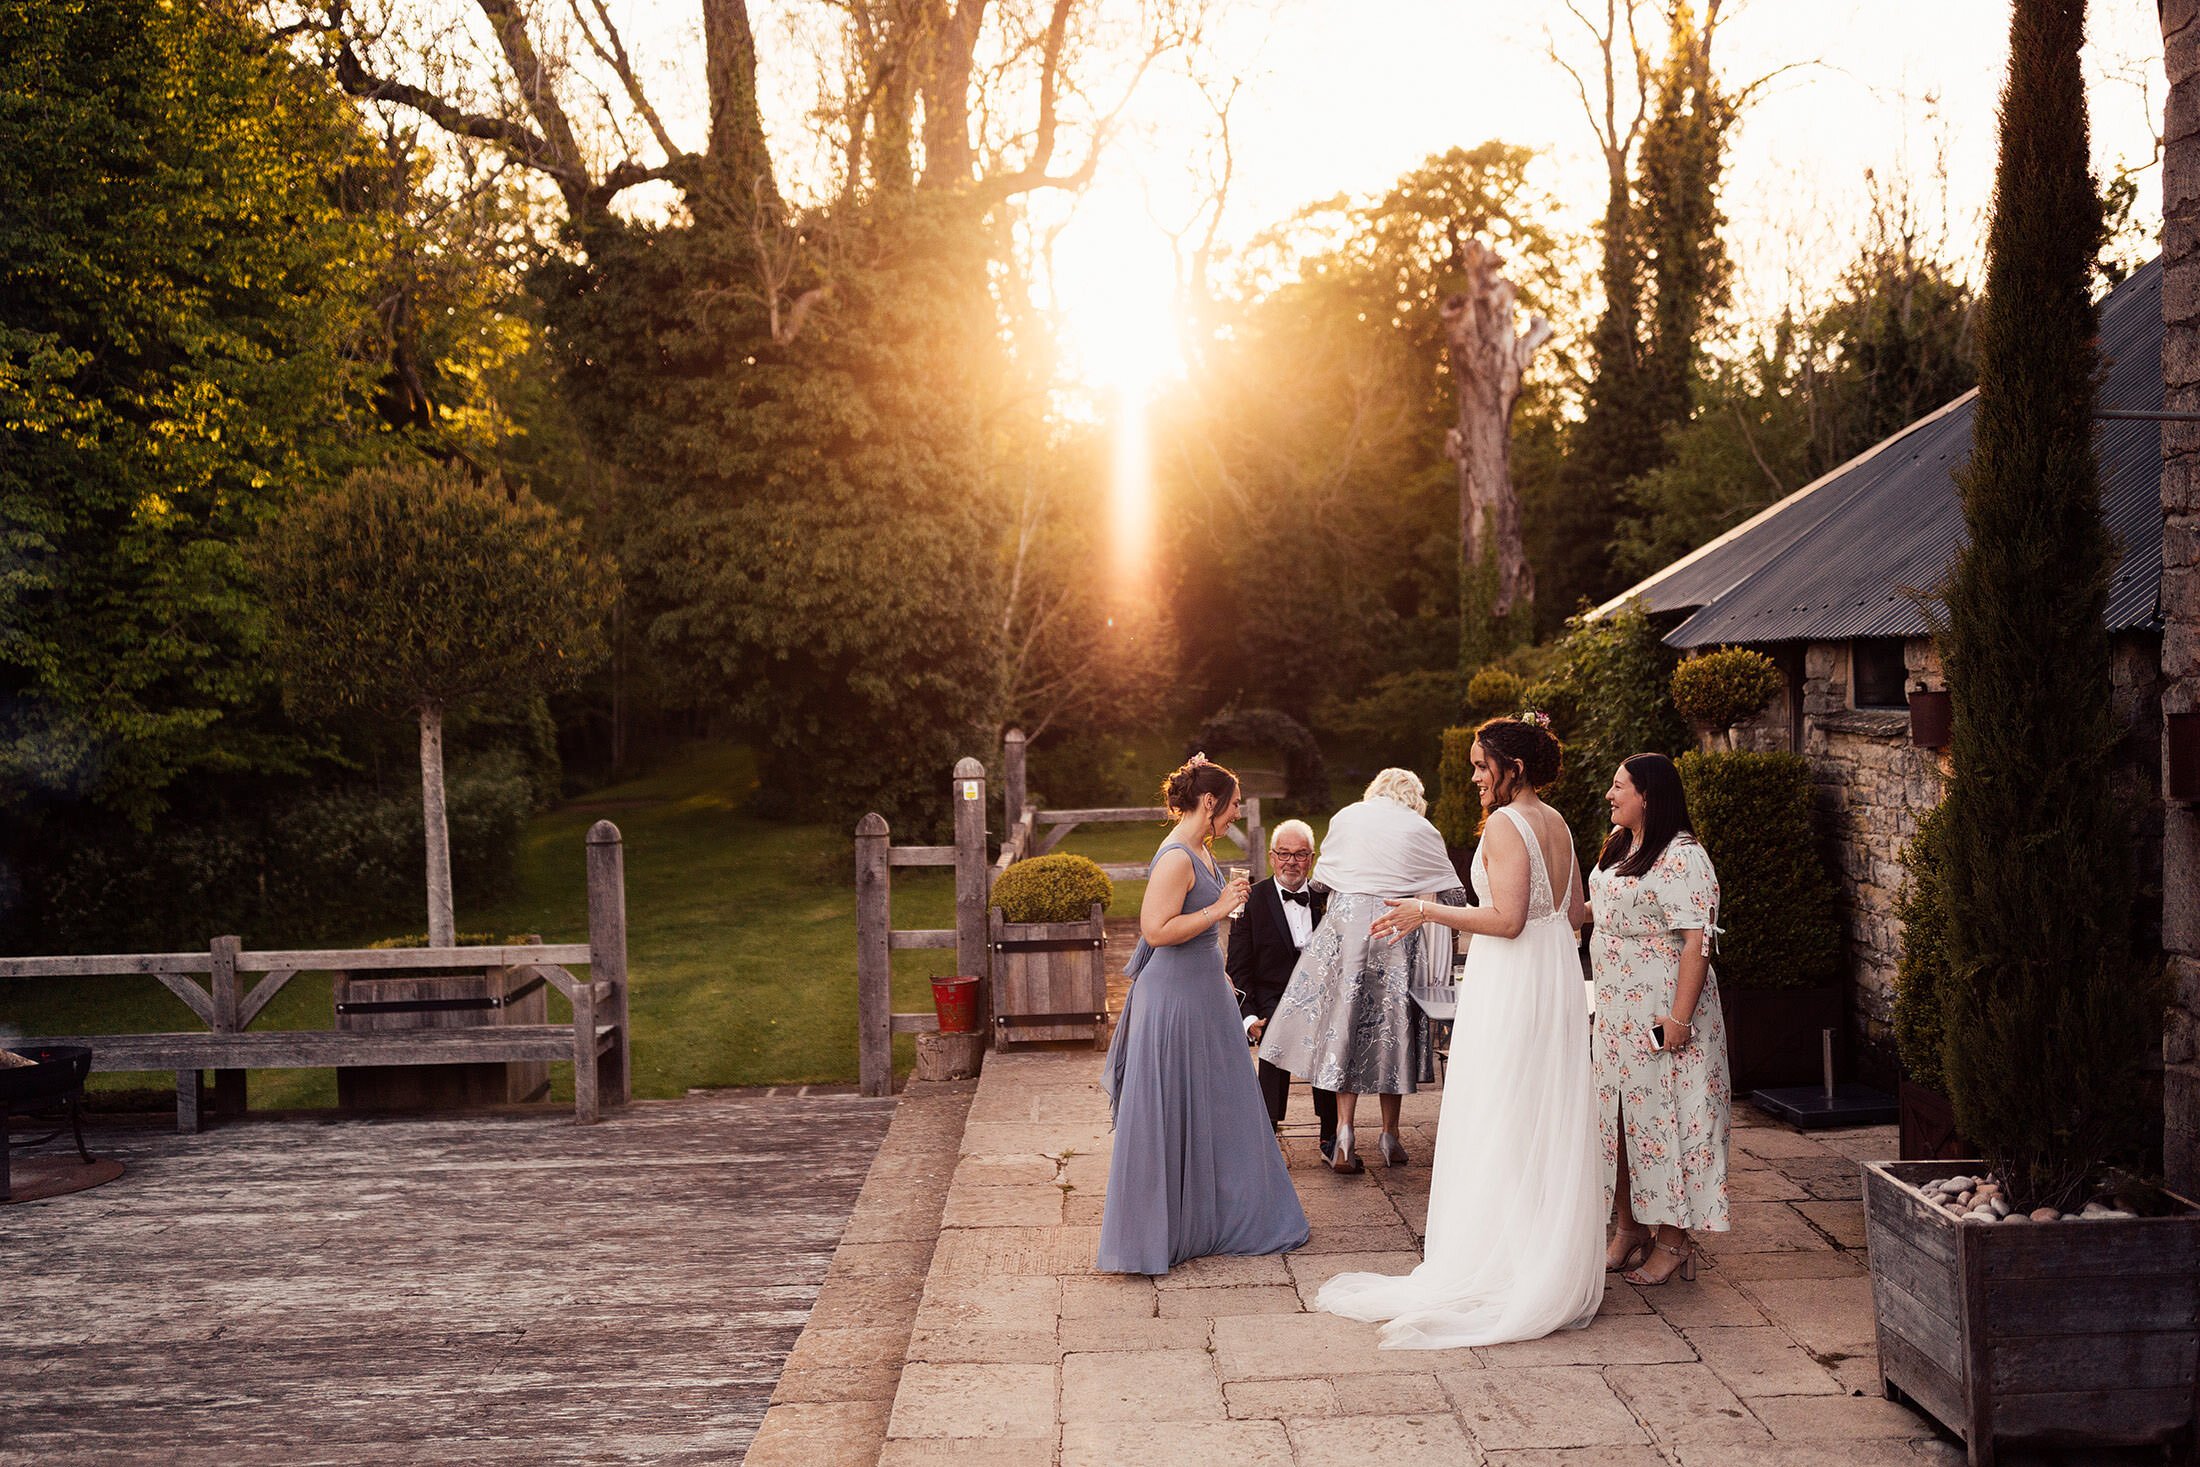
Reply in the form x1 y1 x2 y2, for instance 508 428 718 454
1443 240 1552 671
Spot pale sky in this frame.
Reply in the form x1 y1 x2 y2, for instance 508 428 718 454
1002 0 2169 390
458 1 2169 393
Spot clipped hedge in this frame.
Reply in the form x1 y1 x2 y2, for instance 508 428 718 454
1676 751 1839 990
993 854 1114 924
1892 801 1953 1093
1431 727 1479 850
1671 647 1784 741
1465 666 1525 717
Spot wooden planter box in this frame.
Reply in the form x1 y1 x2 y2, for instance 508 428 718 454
1722 983 1845 1092
1863 1159 2200 1466
989 903 1108 1047
335 960 550 1110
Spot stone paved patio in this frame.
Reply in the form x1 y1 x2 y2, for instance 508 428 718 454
771 1047 2177 1467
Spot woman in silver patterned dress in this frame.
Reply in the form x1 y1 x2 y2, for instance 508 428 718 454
1258 768 1465 1173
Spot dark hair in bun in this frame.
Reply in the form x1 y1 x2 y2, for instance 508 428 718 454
1475 716 1563 793
1162 756 1240 821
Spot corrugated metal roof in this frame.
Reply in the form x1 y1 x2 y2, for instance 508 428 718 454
1598 260 2163 649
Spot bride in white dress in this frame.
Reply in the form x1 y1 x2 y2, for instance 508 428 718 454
1316 716 1605 1348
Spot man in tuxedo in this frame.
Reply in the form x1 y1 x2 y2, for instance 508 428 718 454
1227 819 1341 1160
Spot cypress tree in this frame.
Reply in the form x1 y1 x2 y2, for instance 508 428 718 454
1937 0 2157 1209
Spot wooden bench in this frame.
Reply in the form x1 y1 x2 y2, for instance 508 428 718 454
3 824 632 1131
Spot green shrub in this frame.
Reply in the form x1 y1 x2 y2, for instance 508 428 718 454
1671 648 1785 741
34 755 533 949
1522 604 1690 868
992 854 1114 923
368 932 529 949
1676 751 1839 990
1316 670 1457 779
1191 706 1330 815
1026 731 1144 809
1892 802 1953 1093
1431 727 1479 849
1465 666 1525 717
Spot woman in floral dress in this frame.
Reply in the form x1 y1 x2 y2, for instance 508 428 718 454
1587 753 1730 1286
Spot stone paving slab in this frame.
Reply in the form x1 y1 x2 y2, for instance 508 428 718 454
769 1047 2174 1465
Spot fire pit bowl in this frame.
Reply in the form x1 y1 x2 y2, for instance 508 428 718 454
2 1044 96 1202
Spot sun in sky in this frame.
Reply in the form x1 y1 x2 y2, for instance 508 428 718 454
1046 173 1191 402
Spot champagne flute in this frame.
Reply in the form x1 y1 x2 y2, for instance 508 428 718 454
1225 863 1249 919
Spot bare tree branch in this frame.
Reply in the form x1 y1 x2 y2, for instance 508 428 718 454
325 1 593 214
569 0 685 164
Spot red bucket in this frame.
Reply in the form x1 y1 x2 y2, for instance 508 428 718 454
931 976 981 1035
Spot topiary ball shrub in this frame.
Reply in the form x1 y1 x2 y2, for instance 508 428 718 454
1431 727 1479 850
1892 801 1953 1093
1676 751 1839 990
1465 666 1525 717
1671 648 1785 744
993 854 1114 923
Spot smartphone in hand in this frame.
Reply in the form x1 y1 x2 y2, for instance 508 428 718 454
1650 1022 1668 1050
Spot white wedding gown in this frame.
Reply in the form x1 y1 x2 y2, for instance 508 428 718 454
1317 803 1605 1348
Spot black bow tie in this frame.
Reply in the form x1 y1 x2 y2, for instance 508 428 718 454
1278 887 1312 906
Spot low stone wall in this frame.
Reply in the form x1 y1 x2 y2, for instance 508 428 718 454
1807 713 1945 1078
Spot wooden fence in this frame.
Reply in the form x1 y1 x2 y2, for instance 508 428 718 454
853 759 995 1098
2 821 632 1129
854 732 1278 1096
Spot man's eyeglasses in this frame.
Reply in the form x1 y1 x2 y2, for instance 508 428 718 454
1271 848 1314 861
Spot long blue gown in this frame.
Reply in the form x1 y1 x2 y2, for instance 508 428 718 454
1098 839 1310 1275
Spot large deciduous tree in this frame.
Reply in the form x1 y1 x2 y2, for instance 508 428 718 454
1938 0 2156 1210
1159 143 1568 718
1612 179 1977 580
1541 0 1743 621
308 0 1208 822
255 462 614 944
0 0 384 823
1444 239 1553 673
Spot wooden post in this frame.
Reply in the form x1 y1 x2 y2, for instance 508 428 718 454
586 819 631 1109
1003 728 1027 832
175 1069 202 1135
570 955 599 1125
209 935 245 1120
952 757 991 1025
1245 796 1267 882
855 813 894 1098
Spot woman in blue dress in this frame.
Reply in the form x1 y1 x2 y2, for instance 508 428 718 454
1099 755 1311 1275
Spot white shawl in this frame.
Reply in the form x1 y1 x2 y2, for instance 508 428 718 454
1313 797 1460 898
1302 796 1460 994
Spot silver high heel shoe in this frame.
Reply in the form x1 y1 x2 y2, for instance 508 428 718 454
1330 1123 1364 1174
1378 1130 1409 1167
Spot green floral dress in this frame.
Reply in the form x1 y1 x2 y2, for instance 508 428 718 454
1587 834 1731 1232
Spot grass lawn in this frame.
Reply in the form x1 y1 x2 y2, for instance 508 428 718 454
0 742 1254 1108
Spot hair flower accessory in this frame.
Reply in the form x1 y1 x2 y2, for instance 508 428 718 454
1518 709 1552 730
1185 750 1211 767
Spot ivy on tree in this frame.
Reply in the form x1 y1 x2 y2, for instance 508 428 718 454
255 462 615 944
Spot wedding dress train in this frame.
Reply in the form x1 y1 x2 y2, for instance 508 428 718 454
1316 803 1605 1348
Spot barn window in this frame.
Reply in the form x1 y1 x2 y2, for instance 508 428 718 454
1851 638 1910 710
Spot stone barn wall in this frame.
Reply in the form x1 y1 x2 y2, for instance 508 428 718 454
1697 635 2161 1088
